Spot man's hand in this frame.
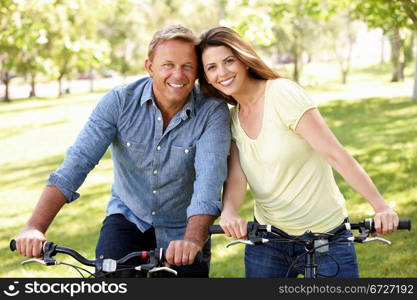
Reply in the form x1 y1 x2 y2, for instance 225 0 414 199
15 228 46 258
165 239 202 266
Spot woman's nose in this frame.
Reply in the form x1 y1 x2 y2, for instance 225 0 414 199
218 64 228 77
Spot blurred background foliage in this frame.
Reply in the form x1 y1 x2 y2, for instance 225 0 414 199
1 0 416 102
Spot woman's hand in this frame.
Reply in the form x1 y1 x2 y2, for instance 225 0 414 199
373 207 399 235
219 210 247 239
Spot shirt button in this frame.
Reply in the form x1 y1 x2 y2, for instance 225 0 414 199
157 146 161 151
126 142 131 147
184 148 189 154
157 117 161 121
152 190 157 194
151 211 156 216
153 170 158 175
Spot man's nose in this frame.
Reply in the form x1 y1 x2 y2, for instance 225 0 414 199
172 66 185 79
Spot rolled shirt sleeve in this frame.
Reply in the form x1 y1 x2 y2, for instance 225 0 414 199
46 89 120 202
186 100 231 218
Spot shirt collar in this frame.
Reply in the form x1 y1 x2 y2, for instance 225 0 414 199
140 78 196 120
140 78 154 106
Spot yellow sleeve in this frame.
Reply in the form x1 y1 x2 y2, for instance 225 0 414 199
229 105 238 142
272 78 317 131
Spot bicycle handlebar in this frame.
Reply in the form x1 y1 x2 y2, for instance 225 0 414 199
10 240 97 266
10 239 202 276
208 219 412 235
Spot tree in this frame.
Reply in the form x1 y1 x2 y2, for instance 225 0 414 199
353 0 415 81
398 0 417 101
321 1 358 84
98 0 147 79
0 0 24 102
223 0 323 82
15 3 52 98
45 0 111 97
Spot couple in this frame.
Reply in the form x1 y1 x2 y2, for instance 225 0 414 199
15 25 399 278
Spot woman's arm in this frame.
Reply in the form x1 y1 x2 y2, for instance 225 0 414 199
296 108 399 235
220 141 248 238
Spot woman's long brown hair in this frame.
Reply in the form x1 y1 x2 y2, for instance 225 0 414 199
197 26 280 106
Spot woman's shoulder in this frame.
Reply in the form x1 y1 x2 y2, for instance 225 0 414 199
267 77 301 93
267 77 313 104
229 105 239 123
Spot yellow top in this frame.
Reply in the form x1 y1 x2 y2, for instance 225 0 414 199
230 78 347 235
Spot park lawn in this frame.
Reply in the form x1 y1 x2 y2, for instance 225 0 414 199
0 73 416 278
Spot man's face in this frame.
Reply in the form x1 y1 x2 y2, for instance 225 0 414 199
145 39 197 107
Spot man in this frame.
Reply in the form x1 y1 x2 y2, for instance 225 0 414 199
14 25 231 277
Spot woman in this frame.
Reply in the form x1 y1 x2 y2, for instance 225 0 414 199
196 27 399 278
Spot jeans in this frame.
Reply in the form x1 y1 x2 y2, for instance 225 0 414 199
245 222 359 278
95 214 210 277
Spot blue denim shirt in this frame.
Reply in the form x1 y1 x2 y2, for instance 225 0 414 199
46 77 231 249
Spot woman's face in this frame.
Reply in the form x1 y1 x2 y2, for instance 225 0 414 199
202 45 249 97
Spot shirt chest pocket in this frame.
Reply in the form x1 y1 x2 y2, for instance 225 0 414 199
118 138 148 170
168 145 196 178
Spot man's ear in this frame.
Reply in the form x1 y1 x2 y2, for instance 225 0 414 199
145 59 153 77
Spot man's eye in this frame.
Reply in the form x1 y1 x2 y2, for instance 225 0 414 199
226 59 234 64
184 65 193 70
207 66 215 71
163 63 173 68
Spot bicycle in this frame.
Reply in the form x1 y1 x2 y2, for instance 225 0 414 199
9 240 179 278
208 218 412 278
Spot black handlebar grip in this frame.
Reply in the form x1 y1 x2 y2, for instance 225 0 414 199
398 220 411 230
194 251 204 264
10 239 16 251
371 219 412 232
208 225 224 234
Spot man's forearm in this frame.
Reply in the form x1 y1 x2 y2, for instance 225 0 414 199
25 185 67 233
184 214 215 248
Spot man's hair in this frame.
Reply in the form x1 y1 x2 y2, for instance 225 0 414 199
148 25 199 61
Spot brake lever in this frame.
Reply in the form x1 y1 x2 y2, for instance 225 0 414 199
226 238 269 248
21 258 59 266
148 266 178 276
226 240 254 248
348 235 392 245
363 237 392 245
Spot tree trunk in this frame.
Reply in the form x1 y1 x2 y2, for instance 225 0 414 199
29 73 36 97
89 68 94 93
2 79 10 102
390 27 405 82
292 39 300 82
412 33 417 101
58 75 64 97
293 55 299 82
342 70 348 85
1 70 11 102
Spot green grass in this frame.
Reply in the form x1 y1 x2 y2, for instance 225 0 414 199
1 63 416 278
